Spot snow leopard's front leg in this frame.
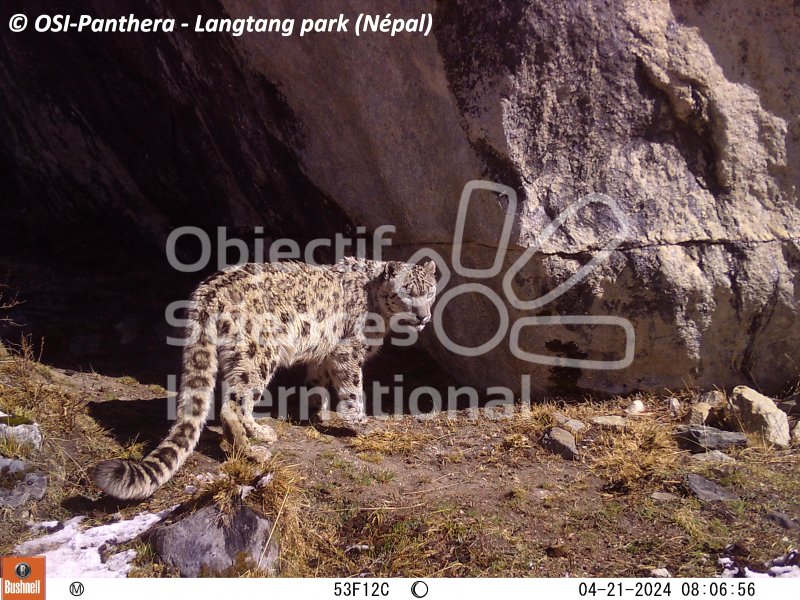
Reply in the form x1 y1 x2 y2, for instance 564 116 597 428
328 342 369 425
304 361 331 423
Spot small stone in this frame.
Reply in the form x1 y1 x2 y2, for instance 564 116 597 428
696 390 726 405
695 390 727 406
256 473 274 489
545 545 569 558
675 425 748 453
591 415 627 430
626 399 646 415
0 458 47 508
685 402 712 426
791 421 800 446
540 427 579 460
651 567 672 577
562 419 586 434
685 473 738 501
183 485 198 495
668 397 681 416
0 422 42 450
149 505 277 577
690 450 735 463
765 511 797 530
553 413 585 434
345 544 370 555
650 491 680 502
727 386 790 448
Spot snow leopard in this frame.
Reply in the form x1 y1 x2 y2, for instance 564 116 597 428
91 257 437 500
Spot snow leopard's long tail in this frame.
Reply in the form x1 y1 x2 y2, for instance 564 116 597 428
91 307 217 500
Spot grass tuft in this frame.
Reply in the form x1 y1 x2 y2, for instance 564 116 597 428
590 417 684 489
348 428 432 456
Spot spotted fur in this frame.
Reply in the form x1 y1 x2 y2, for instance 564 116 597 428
91 257 437 500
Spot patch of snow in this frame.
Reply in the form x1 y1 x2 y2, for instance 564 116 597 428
14 506 175 578
766 566 800 578
30 520 60 531
719 550 800 578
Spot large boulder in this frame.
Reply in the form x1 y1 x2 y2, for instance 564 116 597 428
149 505 278 577
726 386 791 448
2 1 798 397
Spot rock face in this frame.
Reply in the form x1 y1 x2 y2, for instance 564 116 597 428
2 1 799 397
726 386 791 448
149 505 278 577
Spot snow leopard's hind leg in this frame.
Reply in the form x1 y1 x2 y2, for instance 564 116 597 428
220 343 277 461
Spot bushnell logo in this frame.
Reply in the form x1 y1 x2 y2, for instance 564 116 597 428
1 556 45 600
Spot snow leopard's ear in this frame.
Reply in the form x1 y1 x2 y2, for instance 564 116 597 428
423 260 436 275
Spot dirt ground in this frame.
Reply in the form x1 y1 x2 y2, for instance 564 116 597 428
1 343 798 577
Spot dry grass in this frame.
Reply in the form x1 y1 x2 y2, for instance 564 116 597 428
506 402 558 437
277 498 538 577
590 416 685 489
0 338 140 553
348 428 432 455
0 282 21 327
0 435 35 460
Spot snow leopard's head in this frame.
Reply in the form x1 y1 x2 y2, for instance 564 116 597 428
379 260 437 331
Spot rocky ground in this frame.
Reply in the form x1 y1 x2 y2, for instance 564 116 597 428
1 340 799 578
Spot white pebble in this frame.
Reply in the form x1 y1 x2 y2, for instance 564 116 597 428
626 399 646 415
